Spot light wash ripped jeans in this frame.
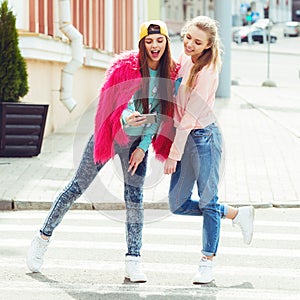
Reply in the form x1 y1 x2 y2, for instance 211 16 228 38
40 135 148 257
169 123 228 257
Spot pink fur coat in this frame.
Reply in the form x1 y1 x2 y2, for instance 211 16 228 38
94 50 179 164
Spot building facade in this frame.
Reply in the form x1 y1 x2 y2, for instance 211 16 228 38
163 0 292 33
7 0 149 135
292 0 300 21
7 0 293 136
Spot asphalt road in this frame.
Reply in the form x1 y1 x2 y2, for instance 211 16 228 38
0 208 300 299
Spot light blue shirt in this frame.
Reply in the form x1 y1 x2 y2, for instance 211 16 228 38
121 68 161 152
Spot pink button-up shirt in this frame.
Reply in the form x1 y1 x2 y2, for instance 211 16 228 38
169 53 219 161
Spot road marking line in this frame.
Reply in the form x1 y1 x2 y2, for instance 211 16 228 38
1 258 299 278
1 239 300 257
0 224 299 240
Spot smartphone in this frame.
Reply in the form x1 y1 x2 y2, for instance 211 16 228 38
141 113 157 124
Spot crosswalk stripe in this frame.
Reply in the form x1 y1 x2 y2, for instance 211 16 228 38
0 224 299 241
0 257 299 278
1 211 300 228
1 239 299 257
1 210 300 298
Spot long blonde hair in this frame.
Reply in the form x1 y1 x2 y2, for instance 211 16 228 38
182 16 222 89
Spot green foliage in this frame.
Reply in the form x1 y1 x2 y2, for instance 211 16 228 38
0 0 28 102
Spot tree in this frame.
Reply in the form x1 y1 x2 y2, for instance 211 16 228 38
0 0 28 102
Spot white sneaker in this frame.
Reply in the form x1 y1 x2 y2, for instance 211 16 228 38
192 257 214 284
125 255 147 283
233 206 255 245
26 232 50 272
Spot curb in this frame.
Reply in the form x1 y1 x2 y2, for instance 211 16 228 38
0 200 12 211
1 199 300 211
272 202 300 208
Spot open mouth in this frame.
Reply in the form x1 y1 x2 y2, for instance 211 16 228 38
151 50 160 58
185 47 193 54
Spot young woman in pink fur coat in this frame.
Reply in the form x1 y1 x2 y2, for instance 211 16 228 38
27 20 179 283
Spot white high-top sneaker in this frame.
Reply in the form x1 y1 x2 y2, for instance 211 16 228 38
125 255 147 283
233 206 255 245
192 257 214 284
26 232 50 272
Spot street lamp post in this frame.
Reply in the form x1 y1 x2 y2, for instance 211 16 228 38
262 3 276 87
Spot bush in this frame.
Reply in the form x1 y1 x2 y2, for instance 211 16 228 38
0 0 28 102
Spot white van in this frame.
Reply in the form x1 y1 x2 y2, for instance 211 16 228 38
283 21 300 37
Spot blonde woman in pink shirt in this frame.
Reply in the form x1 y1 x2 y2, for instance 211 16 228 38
164 16 255 284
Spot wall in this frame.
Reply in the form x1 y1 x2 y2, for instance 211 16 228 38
19 33 113 136
147 0 161 20
6 0 146 137
23 59 105 136
292 0 300 21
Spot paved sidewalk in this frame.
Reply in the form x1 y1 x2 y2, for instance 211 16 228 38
0 84 299 211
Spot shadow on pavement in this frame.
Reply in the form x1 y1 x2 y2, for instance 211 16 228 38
26 272 253 299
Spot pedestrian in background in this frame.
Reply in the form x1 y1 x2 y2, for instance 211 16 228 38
164 16 255 284
27 20 179 283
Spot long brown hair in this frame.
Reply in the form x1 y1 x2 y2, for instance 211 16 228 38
136 35 175 117
182 16 222 89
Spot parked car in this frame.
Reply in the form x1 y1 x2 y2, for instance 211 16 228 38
251 29 277 43
233 27 277 44
252 18 273 30
283 21 300 37
232 26 251 43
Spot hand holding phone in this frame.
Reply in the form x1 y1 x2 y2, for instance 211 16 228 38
141 113 157 124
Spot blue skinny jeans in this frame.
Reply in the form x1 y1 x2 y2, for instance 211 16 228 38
169 123 228 257
40 135 148 257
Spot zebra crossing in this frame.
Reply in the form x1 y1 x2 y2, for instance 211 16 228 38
0 208 300 299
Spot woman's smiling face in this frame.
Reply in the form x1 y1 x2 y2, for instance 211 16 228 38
183 25 210 63
144 34 167 69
